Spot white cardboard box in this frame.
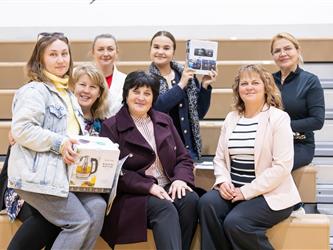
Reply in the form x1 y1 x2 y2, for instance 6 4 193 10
68 136 120 193
186 39 218 75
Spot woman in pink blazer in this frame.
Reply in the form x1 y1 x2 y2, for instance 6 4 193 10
198 64 301 250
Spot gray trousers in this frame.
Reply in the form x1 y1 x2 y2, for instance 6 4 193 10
16 189 106 250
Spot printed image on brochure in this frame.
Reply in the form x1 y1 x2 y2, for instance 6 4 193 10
186 40 218 75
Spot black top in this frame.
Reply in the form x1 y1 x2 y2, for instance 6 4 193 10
273 66 325 146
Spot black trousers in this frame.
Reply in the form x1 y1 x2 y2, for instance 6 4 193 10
7 200 61 250
147 186 199 250
293 143 314 170
198 190 293 250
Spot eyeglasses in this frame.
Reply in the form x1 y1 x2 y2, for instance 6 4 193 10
272 46 295 56
37 32 67 41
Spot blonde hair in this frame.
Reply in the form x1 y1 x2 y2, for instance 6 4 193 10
70 63 109 119
232 64 283 114
270 32 303 64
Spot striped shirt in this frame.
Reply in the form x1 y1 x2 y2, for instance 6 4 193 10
228 116 259 187
132 115 170 187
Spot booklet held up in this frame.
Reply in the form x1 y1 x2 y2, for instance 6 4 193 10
186 40 218 75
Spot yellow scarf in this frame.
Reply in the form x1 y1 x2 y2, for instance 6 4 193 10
44 70 80 136
43 70 69 89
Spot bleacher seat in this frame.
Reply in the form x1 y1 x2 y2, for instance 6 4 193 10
1 213 329 250
0 122 10 155
0 90 14 120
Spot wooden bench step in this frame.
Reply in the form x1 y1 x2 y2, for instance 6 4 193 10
200 121 333 156
0 89 14 120
1 39 333 62
0 61 277 89
0 121 10 155
292 165 317 203
2 213 328 250
114 214 330 250
267 214 330 250
205 89 233 119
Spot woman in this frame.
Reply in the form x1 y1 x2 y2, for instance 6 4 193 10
270 32 325 170
71 63 109 135
2 62 110 249
92 33 127 117
148 30 217 159
100 71 199 250
7 33 106 250
198 64 301 250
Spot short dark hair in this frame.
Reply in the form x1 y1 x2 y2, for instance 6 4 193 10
122 71 160 105
150 30 176 51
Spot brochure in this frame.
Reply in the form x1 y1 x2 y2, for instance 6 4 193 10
186 39 218 75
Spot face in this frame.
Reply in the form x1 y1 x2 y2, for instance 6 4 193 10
92 38 118 69
126 85 153 118
272 38 299 71
43 39 70 77
238 71 265 107
74 74 101 113
150 36 175 67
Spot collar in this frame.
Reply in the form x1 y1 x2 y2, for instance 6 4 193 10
274 65 302 85
115 106 169 132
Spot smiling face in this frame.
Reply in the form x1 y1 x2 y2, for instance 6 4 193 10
238 71 266 107
150 35 175 67
272 38 300 72
126 85 153 118
74 74 101 115
92 37 118 70
43 39 70 77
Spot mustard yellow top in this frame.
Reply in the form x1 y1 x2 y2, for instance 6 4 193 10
44 70 80 137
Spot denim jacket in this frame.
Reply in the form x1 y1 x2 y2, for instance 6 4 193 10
8 81 85 197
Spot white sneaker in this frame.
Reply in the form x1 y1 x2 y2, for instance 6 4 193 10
290 207 306 217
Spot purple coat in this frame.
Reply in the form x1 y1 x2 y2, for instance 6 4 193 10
100 106 195 246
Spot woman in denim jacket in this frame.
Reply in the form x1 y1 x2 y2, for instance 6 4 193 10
7 33 106 250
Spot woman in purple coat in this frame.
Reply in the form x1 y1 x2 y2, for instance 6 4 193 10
100 71 199 250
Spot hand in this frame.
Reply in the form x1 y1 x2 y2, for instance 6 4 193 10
179 66 195 89
60 138 78 165
202 69 217 89
8 130 16 145
149 184 173 202
218 182 235 200
168 180 193 200
231 188 245 203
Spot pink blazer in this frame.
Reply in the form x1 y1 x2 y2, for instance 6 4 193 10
213 105 301 210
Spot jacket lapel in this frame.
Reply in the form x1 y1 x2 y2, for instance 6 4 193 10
224 112 240 168
116 107 152 152
254 105 270 166
150 111 170 152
